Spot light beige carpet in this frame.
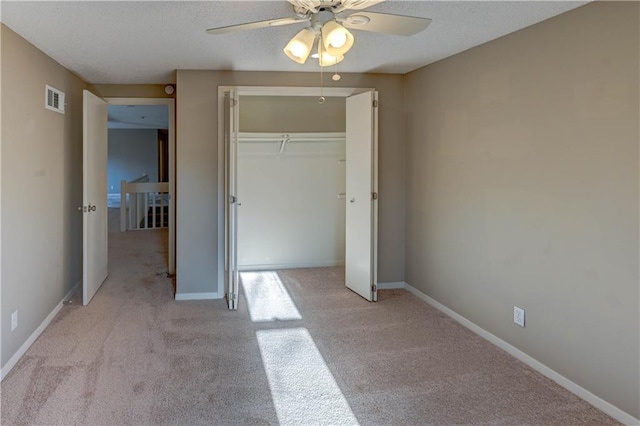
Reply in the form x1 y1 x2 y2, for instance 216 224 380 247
0 226 619 425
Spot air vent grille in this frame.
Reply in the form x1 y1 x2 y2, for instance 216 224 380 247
45 85 65 114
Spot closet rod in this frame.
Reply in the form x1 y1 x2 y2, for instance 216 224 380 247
238 132 346 143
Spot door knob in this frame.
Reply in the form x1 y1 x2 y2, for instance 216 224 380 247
350 198 355 203
89 205 97 212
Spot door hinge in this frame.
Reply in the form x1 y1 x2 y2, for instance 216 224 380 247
230 195 237 204
373 100 378 108
372 284 377 293
230 98 237 108
372 192 378 200
229 293 236 300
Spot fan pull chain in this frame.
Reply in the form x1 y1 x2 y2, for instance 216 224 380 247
319 67 325 104
318 35 325 104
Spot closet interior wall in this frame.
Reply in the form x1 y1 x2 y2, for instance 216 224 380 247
237 96 346 271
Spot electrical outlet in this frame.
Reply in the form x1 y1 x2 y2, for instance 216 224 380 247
11 310 18 331
514 306 525 327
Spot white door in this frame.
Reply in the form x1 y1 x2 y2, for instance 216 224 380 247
225 90 240 310
82 90 109 305
345 91 379 301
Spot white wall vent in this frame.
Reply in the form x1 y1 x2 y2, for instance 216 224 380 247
45 85 65 114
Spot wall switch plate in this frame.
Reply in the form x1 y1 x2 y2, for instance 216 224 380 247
11 310 18 331
514 306 525 327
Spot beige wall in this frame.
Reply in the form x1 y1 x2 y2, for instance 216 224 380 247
1 25 88 367
176 71 405 294
240 96 345 133
404 1 639 419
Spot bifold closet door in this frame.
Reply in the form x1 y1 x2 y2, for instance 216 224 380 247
345 91 379 302
224 90 240 310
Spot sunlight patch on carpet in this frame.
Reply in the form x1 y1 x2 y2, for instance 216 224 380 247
256 328 358 425
240 271 302 322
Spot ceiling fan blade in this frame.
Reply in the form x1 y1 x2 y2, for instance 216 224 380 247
206 17 308 35
341 11 431 36
338 0 386 11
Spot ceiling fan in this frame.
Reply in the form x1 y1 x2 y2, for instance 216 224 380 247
206 0 431 67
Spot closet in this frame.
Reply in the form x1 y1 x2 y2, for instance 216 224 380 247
220 88 378 308
237 96 346 271
237 132 346 270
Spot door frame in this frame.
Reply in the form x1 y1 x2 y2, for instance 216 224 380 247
105 97 176 275
216 86 375 298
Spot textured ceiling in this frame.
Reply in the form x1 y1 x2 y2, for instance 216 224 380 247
0 1 588 84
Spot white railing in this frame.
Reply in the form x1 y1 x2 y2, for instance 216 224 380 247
120 175 169 232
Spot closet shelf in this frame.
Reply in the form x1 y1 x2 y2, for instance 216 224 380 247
238 132 346 143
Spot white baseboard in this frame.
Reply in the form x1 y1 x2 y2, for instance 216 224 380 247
403 283 639 426
1 280 80 381
175 292 220 301
238 261 344 272
377 281 406 290
65 281 81 302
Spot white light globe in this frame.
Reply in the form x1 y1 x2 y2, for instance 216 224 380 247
330 32 347 48
290 42 307 59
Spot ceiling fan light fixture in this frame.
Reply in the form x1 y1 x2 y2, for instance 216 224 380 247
329 31 347 48
321 20 354 56
318 51 344 67
283 28 316 64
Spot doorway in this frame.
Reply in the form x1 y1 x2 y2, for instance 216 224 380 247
82 95 175 306
105 98 176 276
217 86 378 310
